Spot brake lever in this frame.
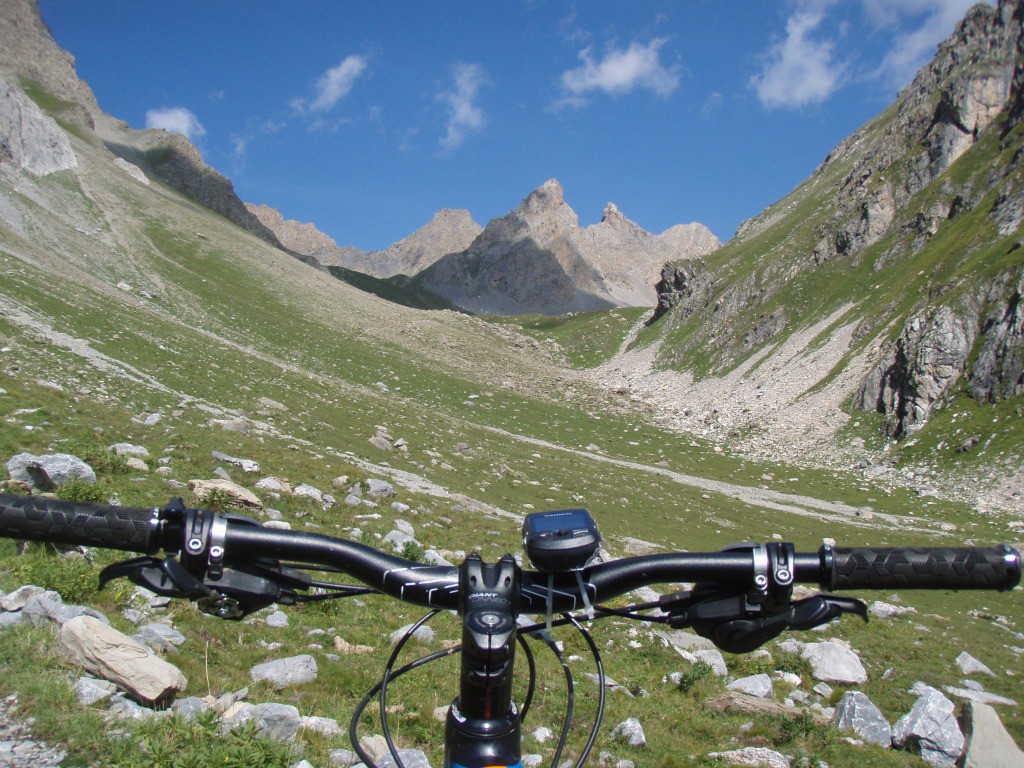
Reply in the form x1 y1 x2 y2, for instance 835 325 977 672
99 556 214 599
98 555 304 620
659 589 867 653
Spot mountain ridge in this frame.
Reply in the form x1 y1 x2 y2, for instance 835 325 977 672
416 179 721 315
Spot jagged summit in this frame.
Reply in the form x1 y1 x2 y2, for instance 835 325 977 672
415 179 718 315
245 203 339 255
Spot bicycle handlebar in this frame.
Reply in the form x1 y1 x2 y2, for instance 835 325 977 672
0 494 1019 606
0 494 161 553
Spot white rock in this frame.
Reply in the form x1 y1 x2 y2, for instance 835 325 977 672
59 616 186 704
707 746 791 767
801 641 867 684
610 717 646 747
893 687 963 767
728 674 774 699
250 654 318 689
956 651 995 677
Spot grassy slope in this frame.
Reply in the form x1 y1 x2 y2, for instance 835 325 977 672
0 100 1020 765
638 102 1024 475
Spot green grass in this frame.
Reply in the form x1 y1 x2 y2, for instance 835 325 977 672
487 307 650 368
326 266 460 312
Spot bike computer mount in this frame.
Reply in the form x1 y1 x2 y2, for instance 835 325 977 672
522 508 601 573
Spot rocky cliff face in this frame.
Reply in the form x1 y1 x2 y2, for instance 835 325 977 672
0 75 77 177
418 180 720 315
0 0 99 135
0 0 287 253
246 203 339 255
649 0 1024 443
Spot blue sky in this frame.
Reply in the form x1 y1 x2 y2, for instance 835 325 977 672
40 0 988 251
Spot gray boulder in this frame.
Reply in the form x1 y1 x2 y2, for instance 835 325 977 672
136 623 186 652
728 674 774 699
800 641 867 684
23 591 109 627
383 529 419 553
110 443 149 458
73 677 116 706
301 715 342 738
223 702 302 742
893 686 964 767
6 452 96 490
0 585 47 611
955 651 994 677
832 691 892 747
960 700 1024 768
250 654 318 689
706 746 791 767
366 478 396 497
355 749 432 768
172 696 210 720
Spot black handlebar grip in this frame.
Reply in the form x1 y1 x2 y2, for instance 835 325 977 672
0 493 160 553
824 545 1021 592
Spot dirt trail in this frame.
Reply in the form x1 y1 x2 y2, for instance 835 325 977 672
480 425 946 536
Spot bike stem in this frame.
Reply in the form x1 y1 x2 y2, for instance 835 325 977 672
445 553 523 768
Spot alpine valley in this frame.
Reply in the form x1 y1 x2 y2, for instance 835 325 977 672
0 0 1022 765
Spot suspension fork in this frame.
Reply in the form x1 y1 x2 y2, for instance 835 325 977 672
444 553 523 768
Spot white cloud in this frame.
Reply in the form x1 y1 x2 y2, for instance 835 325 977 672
866 0 986 89
145 106 206 139
559 38 680 105
438 62 489 151
751 5 845 109
293 54 368 114
700 92 723 120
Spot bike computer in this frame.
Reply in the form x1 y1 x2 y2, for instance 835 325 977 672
522 509 601 573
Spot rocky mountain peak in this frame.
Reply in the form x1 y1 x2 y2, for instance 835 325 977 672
245 203 339 256
599 202 635 232
0 0 100 122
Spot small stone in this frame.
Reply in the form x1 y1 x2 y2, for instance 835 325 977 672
390 624 434 646
869 601 916 620
532 726 553 743
74 677 116 706
222 702 301 742
728 674 774 699
956 651 995 677
136 623 186 652
188 479 263 511
110 443 149 458
250 654 318 689
125 457 149 472
610 717 646 747
366 478 395 497
301 715 342 738
173 696 210 720
265 610 289 628
801 641 867 684
707 746 791 768
812 682 833 698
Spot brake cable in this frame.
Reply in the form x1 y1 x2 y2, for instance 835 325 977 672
380 610 442 768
